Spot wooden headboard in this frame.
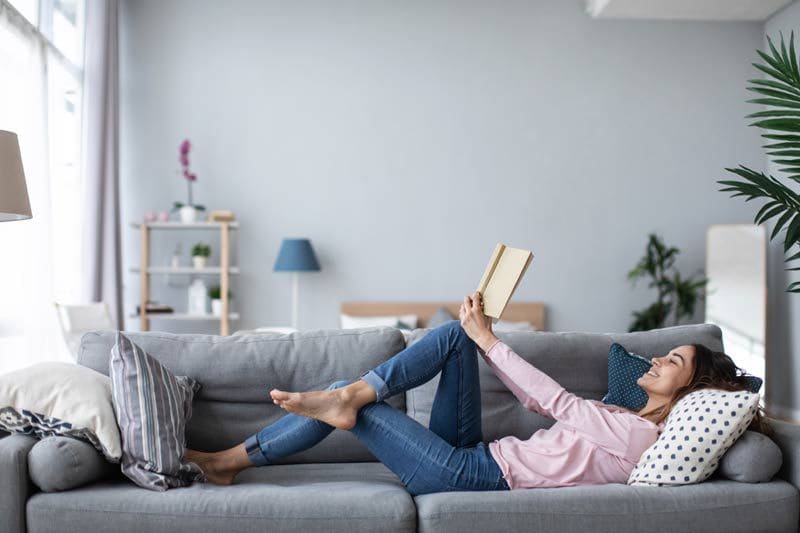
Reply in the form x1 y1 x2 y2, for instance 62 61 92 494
340 301 546 331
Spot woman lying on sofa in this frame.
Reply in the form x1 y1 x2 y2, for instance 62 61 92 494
186 292 767 495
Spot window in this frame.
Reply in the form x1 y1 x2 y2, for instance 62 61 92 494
0 0 86 372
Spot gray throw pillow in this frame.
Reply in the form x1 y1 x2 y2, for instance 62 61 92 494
718 430 783 483
28 436 117 492
427 307 455 328
110 332 205 491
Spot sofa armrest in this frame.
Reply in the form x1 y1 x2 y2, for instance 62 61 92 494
0 434 38 533
767 417 800 486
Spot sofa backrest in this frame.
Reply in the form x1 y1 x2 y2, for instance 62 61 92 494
78 327 406 463
405 324 724 444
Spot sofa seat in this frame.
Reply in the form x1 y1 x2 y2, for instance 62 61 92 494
26 462 417 533
414 479 800 533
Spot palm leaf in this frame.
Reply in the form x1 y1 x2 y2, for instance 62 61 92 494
723 33 800 293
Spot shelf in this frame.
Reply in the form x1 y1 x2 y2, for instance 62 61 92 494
129 312 240 321
130 221 239 230
129 266 240 274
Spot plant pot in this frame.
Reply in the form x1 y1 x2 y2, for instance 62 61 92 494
179 205 198 223
211 299 223 316
192 256 208 269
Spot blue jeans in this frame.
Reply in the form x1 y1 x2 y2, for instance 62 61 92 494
243 320 510 496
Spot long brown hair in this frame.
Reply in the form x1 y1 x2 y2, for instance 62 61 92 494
638 343 771 437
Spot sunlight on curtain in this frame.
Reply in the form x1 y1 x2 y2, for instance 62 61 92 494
0 2 84 373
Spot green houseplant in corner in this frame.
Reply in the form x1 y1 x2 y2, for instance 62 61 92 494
719 33 800 293
627 233 708 332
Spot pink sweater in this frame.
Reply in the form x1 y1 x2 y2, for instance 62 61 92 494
480 339 665 490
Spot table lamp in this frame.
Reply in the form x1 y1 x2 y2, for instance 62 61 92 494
274 238 320 329
0 130 32 222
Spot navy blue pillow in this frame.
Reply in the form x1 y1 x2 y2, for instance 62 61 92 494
601 342 764 411
602 343 651 411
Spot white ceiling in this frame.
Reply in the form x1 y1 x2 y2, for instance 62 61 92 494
585 0 794 21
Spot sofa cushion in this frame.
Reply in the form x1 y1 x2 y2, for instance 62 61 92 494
413 479 799 533
718 430 783 483
28 437 117 493
606 323 724 357
26 462 416 533
427 307 454 328
78 327 406 462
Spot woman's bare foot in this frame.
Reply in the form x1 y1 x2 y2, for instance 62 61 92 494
185 448 240 486
270 388 359 430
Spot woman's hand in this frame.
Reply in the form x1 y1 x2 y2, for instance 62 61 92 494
458 291 498 352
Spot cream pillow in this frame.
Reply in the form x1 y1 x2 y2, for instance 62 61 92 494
493 319 537 332
0 362 121 461
627 388 759 486
340 313 418 330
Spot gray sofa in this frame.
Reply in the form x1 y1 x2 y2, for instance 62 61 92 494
2 322 799 533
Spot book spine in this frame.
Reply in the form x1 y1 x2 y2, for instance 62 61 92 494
476 243 505 294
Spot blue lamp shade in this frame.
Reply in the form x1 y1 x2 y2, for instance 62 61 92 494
274 238 321 272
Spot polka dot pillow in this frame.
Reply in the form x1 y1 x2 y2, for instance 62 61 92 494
627 388 760 486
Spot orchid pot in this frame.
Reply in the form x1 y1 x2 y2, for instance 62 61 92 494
179 205 199 223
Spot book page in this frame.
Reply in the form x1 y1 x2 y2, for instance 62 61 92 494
482 246 533 319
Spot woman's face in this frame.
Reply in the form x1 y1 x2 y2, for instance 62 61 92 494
637 344 696 398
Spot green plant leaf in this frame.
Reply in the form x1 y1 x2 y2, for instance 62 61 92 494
754 55 795 85
763 133 800 141
772 210 795 240
762 141 800 149
748 97 800 109
749 78 800 97
765 149 800 158
755 202 786 225
750 110 800 120
747 85 800 101
784 214 800 251
750 118 800 132
786 249 800 262
790 31 800 80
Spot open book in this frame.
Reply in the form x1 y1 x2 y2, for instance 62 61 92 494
476 243 534 320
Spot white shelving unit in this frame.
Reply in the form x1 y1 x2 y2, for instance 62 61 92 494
129 220 239 335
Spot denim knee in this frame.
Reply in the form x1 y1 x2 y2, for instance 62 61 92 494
442 319 472 345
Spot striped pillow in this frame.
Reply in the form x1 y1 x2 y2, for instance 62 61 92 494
110 332 206 491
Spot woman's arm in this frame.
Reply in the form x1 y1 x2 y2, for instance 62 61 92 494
479 340 638 459
460 292 635 457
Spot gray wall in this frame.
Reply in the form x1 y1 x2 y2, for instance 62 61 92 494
764 1 800 422
119 0 794 407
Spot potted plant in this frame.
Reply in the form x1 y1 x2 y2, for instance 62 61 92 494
172 139 206 223
626 233 708 332
191 242 211 268
208 285 232 316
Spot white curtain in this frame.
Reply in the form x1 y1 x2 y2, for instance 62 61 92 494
81 0 122 330
0 3 81 373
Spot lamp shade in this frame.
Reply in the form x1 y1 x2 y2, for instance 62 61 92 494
274 238 320 272
0 130 32 222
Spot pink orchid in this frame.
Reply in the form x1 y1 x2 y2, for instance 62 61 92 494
177 138 199 207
